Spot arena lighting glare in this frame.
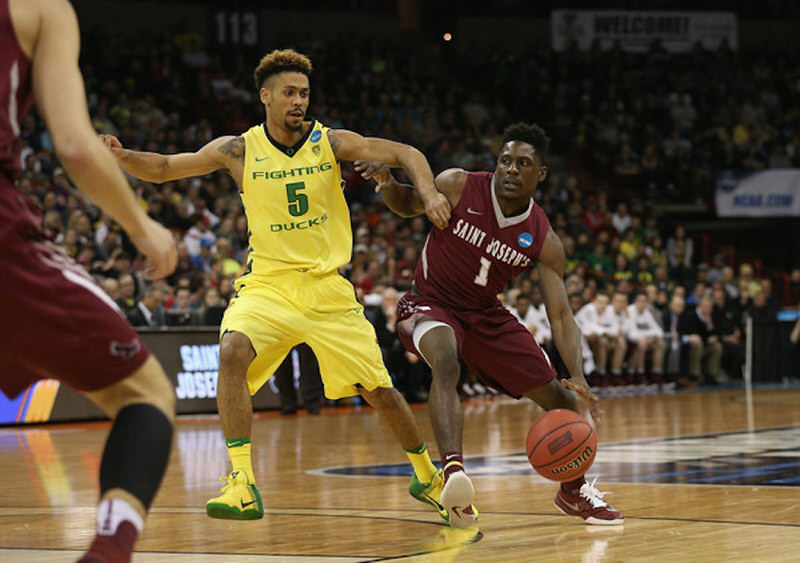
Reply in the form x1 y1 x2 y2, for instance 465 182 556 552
443 32 453 41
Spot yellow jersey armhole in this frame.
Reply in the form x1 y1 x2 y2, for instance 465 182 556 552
319 125 343 189
240 129 255 195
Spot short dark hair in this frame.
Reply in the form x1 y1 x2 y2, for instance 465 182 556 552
253 49 313 89
501 122 550 161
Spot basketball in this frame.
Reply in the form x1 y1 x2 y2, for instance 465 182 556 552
526 409 597 482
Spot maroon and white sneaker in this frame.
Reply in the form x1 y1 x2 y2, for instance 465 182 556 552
78 521 138 563
441 471 477 528
554 477 624 525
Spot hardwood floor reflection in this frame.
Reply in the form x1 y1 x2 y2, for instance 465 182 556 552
1 387 798 562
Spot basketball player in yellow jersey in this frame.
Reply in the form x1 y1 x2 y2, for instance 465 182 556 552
101 49 465 524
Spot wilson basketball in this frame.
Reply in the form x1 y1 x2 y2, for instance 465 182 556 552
526 409 597 482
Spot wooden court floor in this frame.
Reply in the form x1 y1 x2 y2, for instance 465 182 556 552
1 387 799 562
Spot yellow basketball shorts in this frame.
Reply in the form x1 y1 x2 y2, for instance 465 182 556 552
219 272 392 399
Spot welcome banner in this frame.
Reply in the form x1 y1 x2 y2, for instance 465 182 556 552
551 11 737 53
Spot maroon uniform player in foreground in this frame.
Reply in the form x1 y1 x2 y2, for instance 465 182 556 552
0 0 177 560
356 123 623 527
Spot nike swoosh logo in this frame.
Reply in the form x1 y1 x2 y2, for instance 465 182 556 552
255 156 269 162
467 208 483 215
423 493 445 512
241 499 257 508
562 500 582 511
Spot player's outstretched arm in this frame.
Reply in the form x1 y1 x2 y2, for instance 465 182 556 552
328 129 451 228
100 134 241 184
537 230 600 418
29 0 176 279
353 161 424 217
355 161 468 221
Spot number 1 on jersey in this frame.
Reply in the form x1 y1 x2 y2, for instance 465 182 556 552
474 257 491 286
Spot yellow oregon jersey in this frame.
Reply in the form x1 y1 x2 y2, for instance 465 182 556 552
239 120 352 278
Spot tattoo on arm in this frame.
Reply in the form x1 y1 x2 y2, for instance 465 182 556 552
327 130 341 158
218 136 245 162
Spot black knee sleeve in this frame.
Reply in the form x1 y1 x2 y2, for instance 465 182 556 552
100 403 174 510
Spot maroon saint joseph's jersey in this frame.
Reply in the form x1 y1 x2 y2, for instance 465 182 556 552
413 171 551 310
0 0 34 182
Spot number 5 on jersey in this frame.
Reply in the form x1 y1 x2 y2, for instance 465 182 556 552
286 182 308 216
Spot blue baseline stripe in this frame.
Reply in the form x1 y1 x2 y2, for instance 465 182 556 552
692 462 800 483
630 468 713 481
629 461 800 482
765 477 800 484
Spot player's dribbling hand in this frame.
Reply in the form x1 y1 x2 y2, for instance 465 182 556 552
129 219 178 280
560 378 603 424
354 160 394 191
423 191 451 230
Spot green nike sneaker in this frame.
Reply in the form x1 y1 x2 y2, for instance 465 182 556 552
410 468 449 522
206 470 264 520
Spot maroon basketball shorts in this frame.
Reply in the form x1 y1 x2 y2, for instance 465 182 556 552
397 292 556 397
0 188 149 399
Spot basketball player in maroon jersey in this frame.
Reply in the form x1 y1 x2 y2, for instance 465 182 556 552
1 0 177 560
355 123 623 527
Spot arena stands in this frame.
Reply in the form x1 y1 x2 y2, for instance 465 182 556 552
13 15 799 401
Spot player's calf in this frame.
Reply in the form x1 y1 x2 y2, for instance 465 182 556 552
81 357 175 562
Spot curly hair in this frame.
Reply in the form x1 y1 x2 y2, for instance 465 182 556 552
501 122 550 162
253 49 313 89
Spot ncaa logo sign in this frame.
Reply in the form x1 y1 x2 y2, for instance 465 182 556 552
518 232 533 248
310 130 322 142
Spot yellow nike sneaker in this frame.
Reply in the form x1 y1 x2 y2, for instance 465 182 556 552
409 469 479 526
206 470 264 520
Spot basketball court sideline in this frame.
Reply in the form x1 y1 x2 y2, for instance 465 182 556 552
1 387 798 562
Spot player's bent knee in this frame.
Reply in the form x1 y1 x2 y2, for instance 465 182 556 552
359 385 399 408
87 356 175 422
219 331 255 374
431 365 460 388
426 346 460 377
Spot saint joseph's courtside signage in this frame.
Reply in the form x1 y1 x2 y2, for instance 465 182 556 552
0 330 281 424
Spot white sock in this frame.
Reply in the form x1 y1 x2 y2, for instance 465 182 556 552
96 498 144 536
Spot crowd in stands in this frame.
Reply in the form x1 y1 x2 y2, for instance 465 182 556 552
13 26 800 402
